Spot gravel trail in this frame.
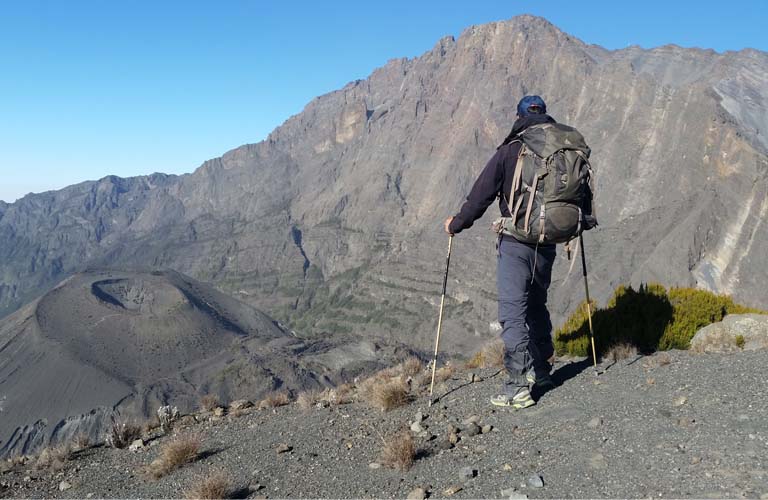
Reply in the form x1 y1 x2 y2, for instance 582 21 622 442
2 349 766 499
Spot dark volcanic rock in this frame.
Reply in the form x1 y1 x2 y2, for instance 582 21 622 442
1 15 767 354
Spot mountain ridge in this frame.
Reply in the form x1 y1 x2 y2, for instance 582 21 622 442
1 15 767 354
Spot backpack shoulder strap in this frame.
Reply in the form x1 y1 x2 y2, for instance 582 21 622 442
506 141 526 212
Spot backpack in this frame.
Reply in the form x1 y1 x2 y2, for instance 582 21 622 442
493 122 597 246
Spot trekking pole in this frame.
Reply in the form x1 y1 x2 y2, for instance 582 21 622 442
579 234 600 374
428 235 453 406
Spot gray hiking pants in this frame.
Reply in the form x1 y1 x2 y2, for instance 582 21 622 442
497 235 556 394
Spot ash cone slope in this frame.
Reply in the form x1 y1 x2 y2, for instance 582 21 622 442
0 270 410 457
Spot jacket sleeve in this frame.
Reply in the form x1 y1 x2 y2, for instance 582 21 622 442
449 148 505 234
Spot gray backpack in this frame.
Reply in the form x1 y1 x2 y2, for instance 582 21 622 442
494 122 596 245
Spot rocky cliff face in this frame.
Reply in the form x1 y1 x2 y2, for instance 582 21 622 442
1 15 767 353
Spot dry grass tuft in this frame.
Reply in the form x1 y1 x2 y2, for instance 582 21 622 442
183 471 231 499
466 340 506 369
605 343 638 362
200 394 220 412
657 352 672 366
148 434 201 479
72 433 91 450
433 364 454 384
380 429 415 471
329 383 354 405
106 419 142 449
400 356 423 377
34 444 71 471
297 389 321 410
364 378 412 411
258 391 290 409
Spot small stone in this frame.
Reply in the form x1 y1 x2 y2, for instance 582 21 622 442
690 456 702 465
526 474 544 488
414 411 424 422
502 488 528 500
673 396 687 406
443 485 463 496
449 432 459 445
459 466 476 480
503 463 513 471
407 487 426 500
589 453 608 469
213 407 226 417
368 462 381 469
447 424 459 434
464 423 481 437
437 440 454 450
59 481 72 491
86 494 94 498
462 415 481 425
759 493 768 500
275 443 292 454
481 424 493 434
410 422 424 433
22 476 31 482
128 439 145 451
677 417 695 428
587 417 602 428
229 399 253 410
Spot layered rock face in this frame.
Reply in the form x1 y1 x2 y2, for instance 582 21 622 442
1 15 767 354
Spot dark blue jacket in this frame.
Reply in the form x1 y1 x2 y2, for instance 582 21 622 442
449 114 556 234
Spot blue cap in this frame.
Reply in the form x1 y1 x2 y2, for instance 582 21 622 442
517 95 547 117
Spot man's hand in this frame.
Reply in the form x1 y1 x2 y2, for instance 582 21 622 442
444 216 455 235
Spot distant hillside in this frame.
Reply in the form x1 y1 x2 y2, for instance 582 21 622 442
0 270 412 457
1 15 767 354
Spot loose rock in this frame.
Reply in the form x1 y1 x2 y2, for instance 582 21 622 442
462 415 481 425
481 424 493 434
59 481 72 491
459 466 477 480
464 423 481 437
407 487 427 499
526 474 544 488
230 399 253 410
410 421 424 433
587 417 602 428
449 432 459 445
414 411 424 422
213 407 226 417
276 443 292 454
674 396 688 406
443 485 463 496
128 439 145 451
368 462 381 469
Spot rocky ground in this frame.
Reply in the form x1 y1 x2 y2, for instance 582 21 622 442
2 349 767 499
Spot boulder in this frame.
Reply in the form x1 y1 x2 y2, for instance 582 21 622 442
690 314 768 353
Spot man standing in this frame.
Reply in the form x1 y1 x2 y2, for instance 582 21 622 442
444 95 559 409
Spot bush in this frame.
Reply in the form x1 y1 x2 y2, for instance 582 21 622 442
184 471 231 499
555 284 764 357
148 434 201 479
379 429 415 471
106 419 142 449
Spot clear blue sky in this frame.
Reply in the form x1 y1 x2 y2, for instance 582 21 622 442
1 0 766 203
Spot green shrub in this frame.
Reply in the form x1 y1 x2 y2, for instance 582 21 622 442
555 284 764 357
734 334 745 349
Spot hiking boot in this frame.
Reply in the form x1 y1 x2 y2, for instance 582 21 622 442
526 369 555 389
490 387 535 409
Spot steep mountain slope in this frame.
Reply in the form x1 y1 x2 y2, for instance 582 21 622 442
1 15 767 354
0 270 408 457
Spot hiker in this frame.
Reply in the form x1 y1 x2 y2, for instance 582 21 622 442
444 95 594 409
